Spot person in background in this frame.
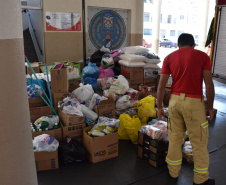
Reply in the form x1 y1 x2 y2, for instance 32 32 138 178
157 33 215 185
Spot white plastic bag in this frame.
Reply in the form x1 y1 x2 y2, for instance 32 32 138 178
121 46 149 54
183 141 193 153
144 58 161 64
116 95 131 110
72 83 94 103
62 105 83 116
119 60 146 67
119 54 145 62
80 104 98 121
89 93 108 109
109 75 129 94
33 134 59 152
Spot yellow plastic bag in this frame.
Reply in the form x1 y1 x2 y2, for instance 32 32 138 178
118 113 132 140
124 116 142 144
137 95 156 124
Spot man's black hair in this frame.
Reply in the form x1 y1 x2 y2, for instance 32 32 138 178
178 33 195 47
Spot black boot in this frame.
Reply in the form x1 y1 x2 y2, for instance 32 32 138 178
193 178 215 185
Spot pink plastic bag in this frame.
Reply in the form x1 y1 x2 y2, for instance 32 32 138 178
110 49 121 62
98 67 115 78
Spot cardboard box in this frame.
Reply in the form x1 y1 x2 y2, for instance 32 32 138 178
51 68 68 93
94 98 115 118
34 150 59 171
29 97 46 108
61 123 86 142
58 108 85 126
121 66 144 80
144 68 161 79
83 126 118 163
26 62 40 75
128 78 144 90
53 92 71 112
29 106 52 123
143 78 157 89
68 79 81 93
32 127 62 142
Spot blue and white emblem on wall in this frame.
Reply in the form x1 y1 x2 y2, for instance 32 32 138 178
89 9 126 51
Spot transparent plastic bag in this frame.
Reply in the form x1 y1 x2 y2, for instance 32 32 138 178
89 93 107 109
140 121 168 141
119 60 146 67
120 54 145 62
34 115 59 130
71 83 94 103
80 104 98 121
109 75 129 95
116 95 131 110
121 46 149 54
33 134 59 152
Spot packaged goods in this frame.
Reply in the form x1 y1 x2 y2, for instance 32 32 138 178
97 77 114 90
121 46 149 54
101 54 114 68
116 95 131 111
140 121 168 141
34 115 59 130
80 104 98 121
182 141 193 163
81 62 100 79
88 117 120 137
137 95 156 124
143 63 160 69
116 107 137 117
27 84 44 98
119 54 145 62
126 88 139 100
144 58 161 64
33 134 59 152
119 60 146 67
140 52 160 59
71 83 94 103
98 67 115 78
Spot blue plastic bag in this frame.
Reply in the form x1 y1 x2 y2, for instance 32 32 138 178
81 63 100 79
83 77 97 91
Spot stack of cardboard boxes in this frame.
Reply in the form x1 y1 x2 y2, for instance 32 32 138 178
137 131 168 168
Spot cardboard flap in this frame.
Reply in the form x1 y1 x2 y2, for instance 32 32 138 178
98 98 115 105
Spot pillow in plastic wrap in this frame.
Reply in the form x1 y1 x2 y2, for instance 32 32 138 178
119 60 146 67
121 46 149 54
120 54 145 62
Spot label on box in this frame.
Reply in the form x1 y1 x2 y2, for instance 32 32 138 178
144 68 161 79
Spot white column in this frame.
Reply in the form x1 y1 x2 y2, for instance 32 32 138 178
152 0 162 54
0 0 38 185
200 0 210 51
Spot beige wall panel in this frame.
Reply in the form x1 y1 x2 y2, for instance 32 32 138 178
129 33 143 46
45 32 83 65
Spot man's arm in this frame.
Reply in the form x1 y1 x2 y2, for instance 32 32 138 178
203 70 215 120
157 74 170 119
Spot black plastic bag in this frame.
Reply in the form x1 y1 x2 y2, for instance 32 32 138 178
90 50 106 67
113 61 121 76
59 138 87 164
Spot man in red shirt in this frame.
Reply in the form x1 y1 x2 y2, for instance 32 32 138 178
157 33 215 185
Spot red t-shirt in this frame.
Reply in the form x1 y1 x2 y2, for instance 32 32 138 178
161 48 212 97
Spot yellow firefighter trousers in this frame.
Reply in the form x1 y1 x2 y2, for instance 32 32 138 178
166 93 209 184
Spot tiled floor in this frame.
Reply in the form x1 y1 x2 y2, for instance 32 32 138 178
37 78 226 185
